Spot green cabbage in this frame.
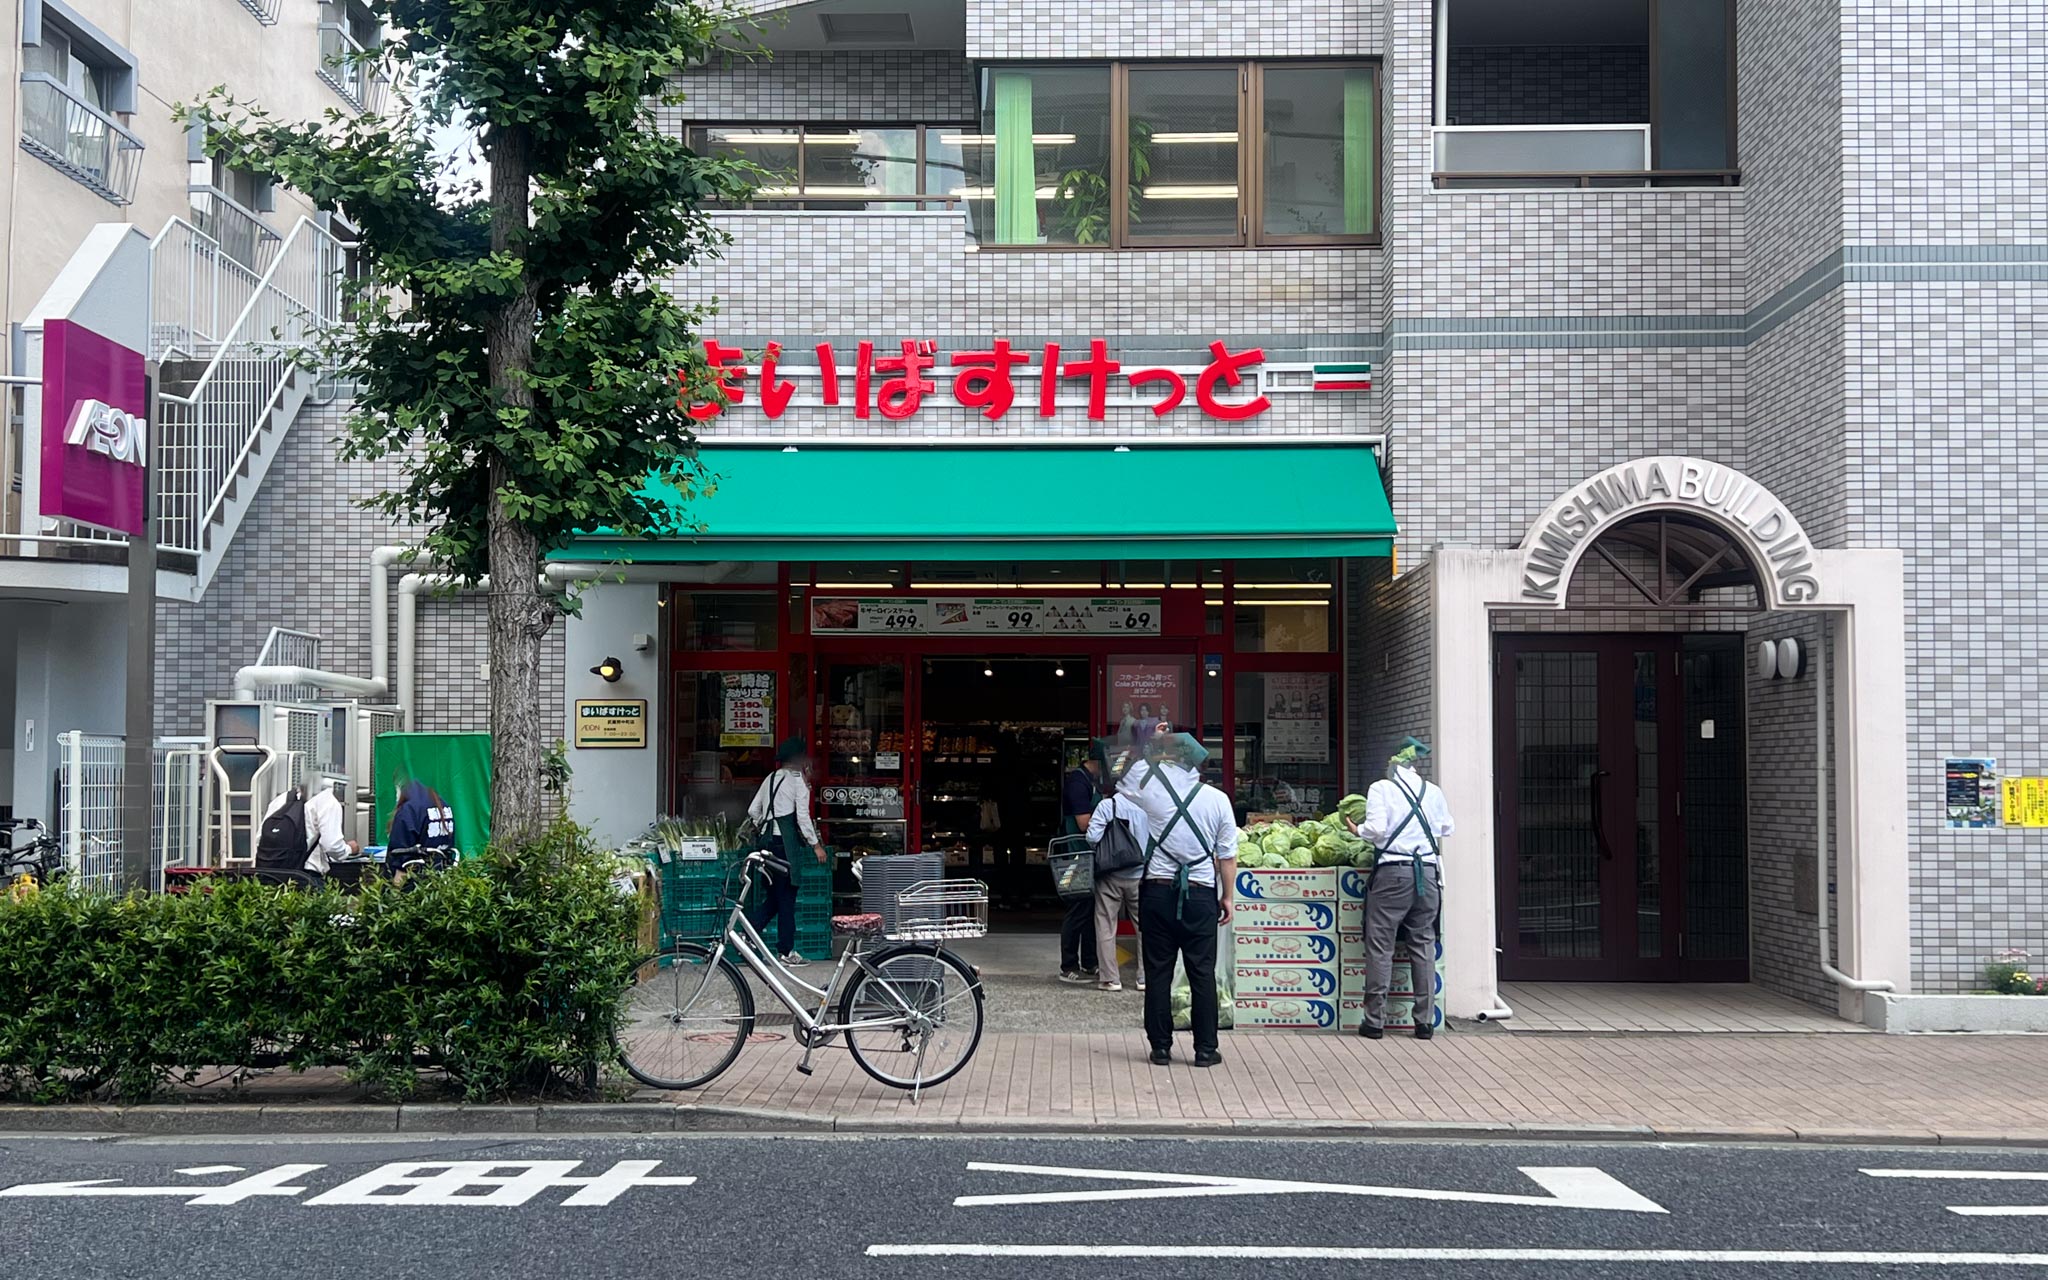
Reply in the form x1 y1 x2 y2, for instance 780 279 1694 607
1311 833 1349 867
1337 793 1369 823
1283 844 1314 868
1261 832 1295 860
1297 819 1328 844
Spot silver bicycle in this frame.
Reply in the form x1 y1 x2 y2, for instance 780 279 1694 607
613 850 987 1096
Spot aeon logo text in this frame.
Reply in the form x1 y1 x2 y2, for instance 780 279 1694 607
63 399 146 466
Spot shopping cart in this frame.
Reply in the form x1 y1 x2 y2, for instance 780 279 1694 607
1046 833 1094 902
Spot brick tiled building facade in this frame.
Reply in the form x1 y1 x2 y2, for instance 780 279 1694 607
143 0 2046 1021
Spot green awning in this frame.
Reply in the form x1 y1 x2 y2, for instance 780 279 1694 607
564 445 1395 562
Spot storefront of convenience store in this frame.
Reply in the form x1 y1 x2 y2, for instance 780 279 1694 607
560 443 1396 907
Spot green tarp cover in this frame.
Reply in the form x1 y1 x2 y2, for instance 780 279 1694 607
372 732 492 858
564 446 1395 562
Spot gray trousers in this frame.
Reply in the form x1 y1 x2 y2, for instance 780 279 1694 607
1362 859 1440 1031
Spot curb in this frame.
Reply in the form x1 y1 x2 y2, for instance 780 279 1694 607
2 1104 2045 1147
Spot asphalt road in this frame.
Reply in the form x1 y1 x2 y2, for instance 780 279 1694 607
0 1132 2044 1278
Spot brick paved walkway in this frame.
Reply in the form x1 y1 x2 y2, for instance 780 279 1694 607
672 1028 2048 1141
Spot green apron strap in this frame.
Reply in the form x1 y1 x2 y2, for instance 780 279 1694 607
1140 767 1205 923
765 772 804 858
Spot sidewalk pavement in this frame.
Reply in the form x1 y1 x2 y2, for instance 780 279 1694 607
3 1028 2044 1143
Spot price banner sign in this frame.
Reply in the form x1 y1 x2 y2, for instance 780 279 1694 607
814 596 1161 636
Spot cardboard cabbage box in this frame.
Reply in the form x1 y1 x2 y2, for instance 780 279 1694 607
1231 898 1336 932
1234 960 1340 1000
1233 867 1341 901
1236 995 1339 1030
1233 929 1338 965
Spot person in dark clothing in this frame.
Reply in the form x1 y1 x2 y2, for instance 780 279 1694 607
388 778 456 855
1057 748 1104 982
988 731 1033 907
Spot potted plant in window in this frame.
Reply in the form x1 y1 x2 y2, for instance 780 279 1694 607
1051 120 1152 245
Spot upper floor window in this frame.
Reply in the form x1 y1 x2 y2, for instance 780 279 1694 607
189 149 281 270
1434 0 1735 188
17 2 143 204
684 124 966 209
968 61 1378 250
318 0 388 113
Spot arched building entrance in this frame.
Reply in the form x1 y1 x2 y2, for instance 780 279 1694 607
1427 457 1909 1022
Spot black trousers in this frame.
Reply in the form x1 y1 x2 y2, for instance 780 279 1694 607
1060 895 1099 973
1140 880 1220 1054
749 864 797 955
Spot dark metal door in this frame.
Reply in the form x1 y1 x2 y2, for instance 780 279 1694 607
1495 634 1742 982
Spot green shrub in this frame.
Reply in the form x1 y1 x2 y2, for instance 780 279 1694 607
1986 950 2044 996
0 816 640 1102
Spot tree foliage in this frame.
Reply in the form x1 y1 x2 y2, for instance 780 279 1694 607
188 0 753 579
183 1 757 838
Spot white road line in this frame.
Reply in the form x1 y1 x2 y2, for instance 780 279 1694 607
866 1245 2048 1265
1861 1167 2048 1217
1862 1170 2048 1182
956 1162 1666 1214
177 1166 246 1176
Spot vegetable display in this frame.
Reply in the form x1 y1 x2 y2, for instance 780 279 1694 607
1232 798 1375 870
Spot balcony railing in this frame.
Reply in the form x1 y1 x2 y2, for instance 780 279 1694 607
317 21 390 114
18 73 144 205
188 186 284 272
233 0 280 23
1431 125 1738 189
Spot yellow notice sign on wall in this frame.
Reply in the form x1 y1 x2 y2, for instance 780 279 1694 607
2003 777 2048 828
575 699 648 749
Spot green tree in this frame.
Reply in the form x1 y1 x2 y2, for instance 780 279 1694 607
185 1 756 845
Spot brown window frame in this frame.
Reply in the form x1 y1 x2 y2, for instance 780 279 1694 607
972 58 1382 253
684 122 972 208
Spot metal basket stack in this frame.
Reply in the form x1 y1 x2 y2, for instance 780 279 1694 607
858 853 946 932
889 879 989 941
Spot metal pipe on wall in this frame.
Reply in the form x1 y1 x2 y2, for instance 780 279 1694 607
1815 613 1894 997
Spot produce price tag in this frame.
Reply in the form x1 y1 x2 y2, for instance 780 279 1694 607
676 838 718 862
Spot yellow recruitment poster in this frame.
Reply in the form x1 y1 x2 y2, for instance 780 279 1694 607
2002 777 2048 828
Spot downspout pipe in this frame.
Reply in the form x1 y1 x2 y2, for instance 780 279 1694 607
368 545 416 694
397 572 486 716
1814 616 1895 996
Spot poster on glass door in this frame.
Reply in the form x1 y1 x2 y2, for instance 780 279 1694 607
1108 662 1187 753
1263 673 1330 764
719 672 775 748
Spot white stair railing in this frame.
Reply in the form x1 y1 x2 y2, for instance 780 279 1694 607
150 217 266 362
155 215 353 561
252 627 326 701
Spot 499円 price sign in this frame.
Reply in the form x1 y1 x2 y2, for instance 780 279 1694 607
811 596 1161 637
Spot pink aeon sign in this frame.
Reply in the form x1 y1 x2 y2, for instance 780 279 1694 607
40 318 147 536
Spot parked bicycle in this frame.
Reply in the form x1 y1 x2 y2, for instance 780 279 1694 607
613 849 986 1097
0 818 65 888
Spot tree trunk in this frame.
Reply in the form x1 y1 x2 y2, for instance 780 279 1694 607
484 124 549 848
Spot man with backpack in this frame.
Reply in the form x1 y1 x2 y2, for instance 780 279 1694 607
1345 738 1454 1041
256 765 356 885
1086 772 1151 992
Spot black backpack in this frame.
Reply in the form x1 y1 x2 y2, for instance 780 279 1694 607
1093 797 1148 876
255 789 310 872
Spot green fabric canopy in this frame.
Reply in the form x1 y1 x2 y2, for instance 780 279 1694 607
564 446 1395 562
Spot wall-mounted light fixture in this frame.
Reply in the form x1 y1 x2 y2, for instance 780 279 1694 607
1756 637 1807 681
590 656 624 683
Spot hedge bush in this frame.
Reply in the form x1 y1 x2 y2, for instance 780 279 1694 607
0 817 640 1102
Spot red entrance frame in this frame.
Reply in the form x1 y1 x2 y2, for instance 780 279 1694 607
661 561 1348 852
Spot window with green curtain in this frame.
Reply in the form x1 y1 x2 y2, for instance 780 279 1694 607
992 71 1036 242
972 66 1112 246
1261 64 1377 240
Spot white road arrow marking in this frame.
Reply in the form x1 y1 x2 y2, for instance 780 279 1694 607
0 1165 322 1205
177 1166 245 1176
955 1161 1666 1214
1861 1168 2048 1217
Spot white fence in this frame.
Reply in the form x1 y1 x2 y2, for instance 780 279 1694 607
53 732 209 893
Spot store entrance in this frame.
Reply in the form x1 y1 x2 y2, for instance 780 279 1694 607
917 656 1089 909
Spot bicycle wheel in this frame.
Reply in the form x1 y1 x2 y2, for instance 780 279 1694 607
838 944 984 1091
613 942 754 1090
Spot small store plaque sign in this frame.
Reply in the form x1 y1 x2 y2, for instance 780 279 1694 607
575 699 648 749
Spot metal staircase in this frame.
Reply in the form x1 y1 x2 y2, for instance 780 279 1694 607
149 215 352 592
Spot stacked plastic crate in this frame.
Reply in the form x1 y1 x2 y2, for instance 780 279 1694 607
1229 867 1342 1030
652 847 832 958
1336 864 1448 1033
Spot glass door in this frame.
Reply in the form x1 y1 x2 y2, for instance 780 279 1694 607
816 655 913 863
670 668 780 832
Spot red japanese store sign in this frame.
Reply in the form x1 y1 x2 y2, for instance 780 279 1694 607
678 338 1273 423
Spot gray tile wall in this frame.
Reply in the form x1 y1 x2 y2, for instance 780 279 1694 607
671 50 974 122
1446 45 1649 127
967 0 1381 59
